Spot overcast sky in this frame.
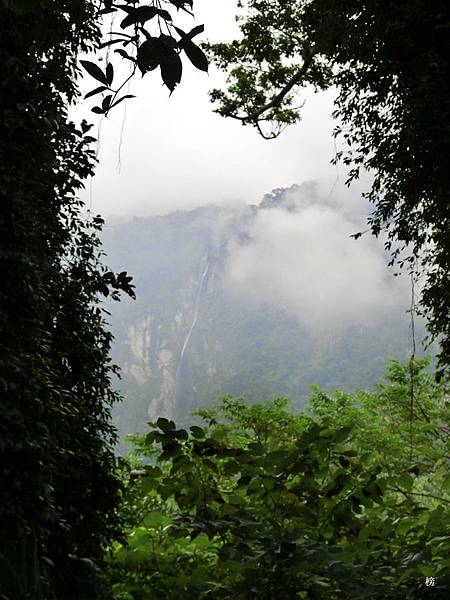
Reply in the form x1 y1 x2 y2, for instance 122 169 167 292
74 1 416 340
75 0 340 218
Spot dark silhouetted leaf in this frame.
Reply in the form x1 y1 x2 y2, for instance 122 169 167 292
169 0 193 15
188 24 204 38
121 6 157 28
80 120 93 134
159 34 178 49
183 40 208 72
80 60 108 85
105 63 114 85
160 49 183 92
137 37 164 74
116 3 133 14
102 95 112 111
156 8 172 21
99 39 123 49
114 48 135 62
84 86 108 99
174 25 186 38
140 26 152 41
175 24 204 45
109 95 136 110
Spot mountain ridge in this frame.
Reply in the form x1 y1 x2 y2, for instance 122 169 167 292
101 182 426 449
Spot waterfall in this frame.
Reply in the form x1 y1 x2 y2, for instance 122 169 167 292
174 257 210 408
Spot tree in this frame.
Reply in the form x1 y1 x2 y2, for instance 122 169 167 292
108 362 450 598
0 1 206 598
206 1 450 373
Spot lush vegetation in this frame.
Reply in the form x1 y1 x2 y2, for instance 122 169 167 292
207 0 450 374
0 2 127 598
102 194 428 450
0 1 204 598
2 1 449 598
107 358 450 598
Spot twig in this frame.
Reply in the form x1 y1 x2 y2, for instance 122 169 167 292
388 486 450 505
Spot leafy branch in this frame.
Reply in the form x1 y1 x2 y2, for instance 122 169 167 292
387 486 450 506
226 46 315 126
81 0 209 115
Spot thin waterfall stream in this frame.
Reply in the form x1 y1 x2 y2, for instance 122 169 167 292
174 256 210 409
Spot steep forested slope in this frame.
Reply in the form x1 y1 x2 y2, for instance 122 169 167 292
102 183 428 448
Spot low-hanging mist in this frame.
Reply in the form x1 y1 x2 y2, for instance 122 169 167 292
101 181 425 449
224 182 410 330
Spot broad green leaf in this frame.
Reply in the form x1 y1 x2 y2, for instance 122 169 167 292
190 425 205 438
156 417 176 431
143 511 172 529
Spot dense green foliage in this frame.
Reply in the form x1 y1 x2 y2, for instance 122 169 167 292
206 1 450 373
0 2 129 598
2 1 448 597
108 359 450 598
0 0 203 597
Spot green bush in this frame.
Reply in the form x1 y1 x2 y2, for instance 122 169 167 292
108 359 450 598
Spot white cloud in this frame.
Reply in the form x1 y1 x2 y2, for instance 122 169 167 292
224 184 409 329
73 1 338 218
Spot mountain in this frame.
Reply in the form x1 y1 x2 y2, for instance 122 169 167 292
101 182 426 449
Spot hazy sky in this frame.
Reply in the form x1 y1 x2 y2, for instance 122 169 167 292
75 0 340 217
74 0 415 337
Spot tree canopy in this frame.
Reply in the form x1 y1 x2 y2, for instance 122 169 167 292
0 1 205 598
206 0 450 373
108 359 450 598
